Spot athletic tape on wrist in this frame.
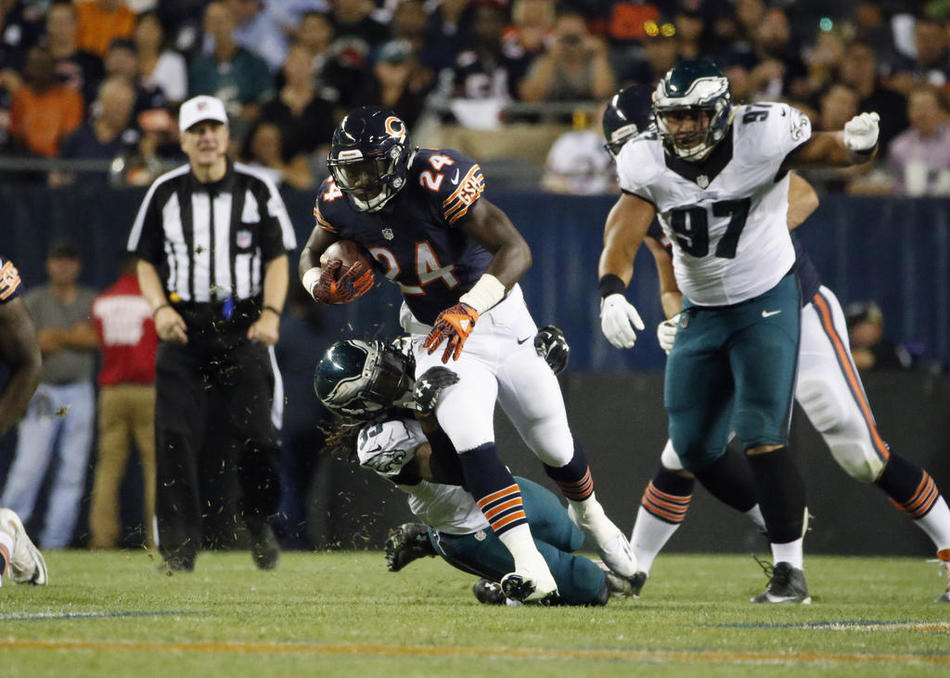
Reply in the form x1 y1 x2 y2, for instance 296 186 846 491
458 274 505 314
302 267 321 300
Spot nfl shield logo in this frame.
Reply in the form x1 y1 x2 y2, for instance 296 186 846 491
236 229 252 248
382 227 394 240
696 175 709 188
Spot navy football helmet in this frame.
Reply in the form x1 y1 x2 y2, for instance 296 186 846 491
327 106 412 212
602 85 654 158
314 339 414 421
652 59 732 161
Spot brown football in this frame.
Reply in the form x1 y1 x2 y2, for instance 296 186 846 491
320 239 374 278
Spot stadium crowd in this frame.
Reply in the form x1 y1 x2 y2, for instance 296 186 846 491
0 0 944 194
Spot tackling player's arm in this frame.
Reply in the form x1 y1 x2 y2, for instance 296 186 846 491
781 112 880 170
787 173 819 230
0 297 41 436
298 225 338 294
597 192 654 349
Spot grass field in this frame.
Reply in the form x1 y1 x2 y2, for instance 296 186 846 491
1 550 948 677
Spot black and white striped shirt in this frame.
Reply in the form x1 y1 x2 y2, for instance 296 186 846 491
127 161 296 303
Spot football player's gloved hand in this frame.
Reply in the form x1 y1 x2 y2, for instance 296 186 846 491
657 314 680 354
312 260 374 305
534 325 569 375
600 294 645 349
423 303 479 363
843 111 880 152
412 366 460 414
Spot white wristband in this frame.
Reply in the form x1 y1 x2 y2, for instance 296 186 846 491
459 274 506 314
302 267 321 300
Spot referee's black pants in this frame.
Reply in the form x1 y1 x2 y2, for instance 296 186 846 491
154 339 280 567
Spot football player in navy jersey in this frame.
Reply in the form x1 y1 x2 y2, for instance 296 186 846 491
603 84 950 603
299 106 637 602
0 255 48 587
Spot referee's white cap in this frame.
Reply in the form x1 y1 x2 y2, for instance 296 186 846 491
179 95 229 134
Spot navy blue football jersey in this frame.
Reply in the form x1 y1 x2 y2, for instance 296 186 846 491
0 255 23 304
314 148 493 324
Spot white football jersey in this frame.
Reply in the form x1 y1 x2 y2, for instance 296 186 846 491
617 102 812 306
357 418 488 535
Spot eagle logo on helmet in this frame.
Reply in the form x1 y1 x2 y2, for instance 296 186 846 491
652 59 733 162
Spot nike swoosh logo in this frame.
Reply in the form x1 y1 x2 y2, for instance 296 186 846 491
450 168 460 185
516 336 531 344
761 309 782 318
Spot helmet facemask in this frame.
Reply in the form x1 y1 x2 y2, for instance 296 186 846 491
653 74 732 161
315 340 415 421
328 143 408 212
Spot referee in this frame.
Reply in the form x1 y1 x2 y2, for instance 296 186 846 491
127 95 297 572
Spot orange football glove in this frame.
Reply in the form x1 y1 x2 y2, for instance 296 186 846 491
423 303 479 363
313 260 374 304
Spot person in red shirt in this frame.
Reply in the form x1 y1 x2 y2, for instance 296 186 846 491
89 253 157 550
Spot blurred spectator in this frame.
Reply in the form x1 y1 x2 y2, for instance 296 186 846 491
0 239 98 549
228 0 289 73
452 2 529 101
0 0 43 72
520 11 614 103
75 0 136 58
852 0 901 71
103 38 168 130
134 10 187 104
265 0 331 36
355 39 433 129
886 85 950 196
45 1 105 106
804 28 846 99
259 44 335 159
839 41 908 151
391 0 446 72
673 3 704 60
504 0 556 60
601 0 659 48
423 0 473 73
541 104 613 195
327 0 390 103
189 0 273 124
294 10 346 105
155 0 206 59
615 16 678 88
9 45 83 157
887 15 950 95
239 120 313 189
846 300 913 372
54 75 138 186
749 7 809 102
88 252 157 550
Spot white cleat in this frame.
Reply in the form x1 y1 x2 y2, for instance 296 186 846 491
500 557 559 603
0 508 47 585
568 502 638 578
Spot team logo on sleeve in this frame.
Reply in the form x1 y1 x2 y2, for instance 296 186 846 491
0 260 22 300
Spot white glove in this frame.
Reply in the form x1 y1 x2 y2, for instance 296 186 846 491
600 294 645 349
843 111 880 152
657 313 680 354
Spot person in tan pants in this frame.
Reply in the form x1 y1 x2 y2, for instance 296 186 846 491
89 254 158 549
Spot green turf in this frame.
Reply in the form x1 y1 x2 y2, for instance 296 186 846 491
0 550 947 677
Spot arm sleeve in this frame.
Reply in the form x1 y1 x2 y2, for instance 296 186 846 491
255 175 297 261
127 182 166 265
0 256 23 304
